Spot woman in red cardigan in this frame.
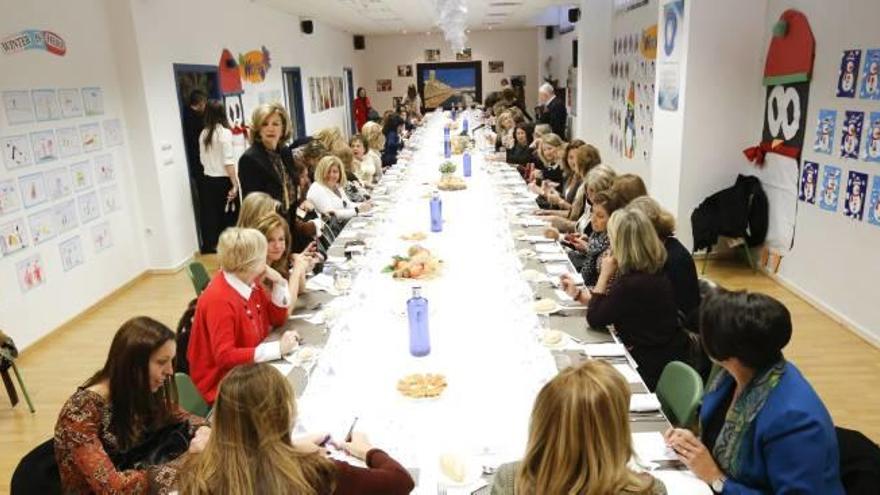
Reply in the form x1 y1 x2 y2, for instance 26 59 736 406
354 87 371 132
176 363 414 494
187 227 300 403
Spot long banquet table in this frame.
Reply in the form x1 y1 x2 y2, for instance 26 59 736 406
266 112 711 494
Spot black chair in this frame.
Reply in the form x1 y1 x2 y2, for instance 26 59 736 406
837 427 880 495
10 438 62 494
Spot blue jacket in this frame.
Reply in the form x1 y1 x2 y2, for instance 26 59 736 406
701 362 844 494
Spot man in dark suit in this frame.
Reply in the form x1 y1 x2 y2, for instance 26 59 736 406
537 82 567 139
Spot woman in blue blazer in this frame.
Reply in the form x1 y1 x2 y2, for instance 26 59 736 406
665 289 844 494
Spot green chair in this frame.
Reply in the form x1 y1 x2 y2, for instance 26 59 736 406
655 361 704 429
186 261 211 296
174 372 210 418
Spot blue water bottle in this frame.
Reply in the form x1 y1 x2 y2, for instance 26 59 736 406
430 191 443 232
407 287 430 357
463 152 472 177
462 117 469 134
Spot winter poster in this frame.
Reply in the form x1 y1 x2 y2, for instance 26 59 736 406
18 172 47 208
58 88 84 118
819 165 842 212
28 208 57 244
30 130 58 163
94 154 115 184
812 109 837 155
56 127 82 158
863 112 880 163
837 50 861 98
867 176 880 227
859 49 880 100
99 185 121 214
0 218 29 255
2 90 35 125
799 161 819 204
82 87 104 116
843 170 868 221
79 123 102 153
0 179 22 215
103 119 124 147
45 167 72 200
839 111 864 160
657 0 684 111
92 222 112 252
59 236 85 271
16 254 46 293
1 134 34 170
77 191 100 223
70 160 93 192
32 89 61 121
54 199 79 234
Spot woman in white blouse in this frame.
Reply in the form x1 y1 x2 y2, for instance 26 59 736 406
199 100 241 252
306 155 372 221
350 134 375 185
361 121 385 184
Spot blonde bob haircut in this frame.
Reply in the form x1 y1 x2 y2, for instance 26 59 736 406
584 164 617 195
237 192 280 229
627 196 676 238
217 227 268 275
313 155 348 188
607 208 667 275
361 121 385 151
515 360 654 495
536 133 566 166
249 103 292 146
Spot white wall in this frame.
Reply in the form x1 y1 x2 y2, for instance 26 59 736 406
0 0 148 348
360 29 539 116
765 0 880 343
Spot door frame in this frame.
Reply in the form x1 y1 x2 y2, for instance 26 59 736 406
343 67 355 136
282 66 307 140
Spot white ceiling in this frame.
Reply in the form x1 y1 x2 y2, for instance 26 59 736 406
257 0 576 35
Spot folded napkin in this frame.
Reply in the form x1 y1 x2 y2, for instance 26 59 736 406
614 363 643 384
534 243 562 254
632 432 677 462
544 263 572 276
538 252 569 262
583 343 627 357
630 393 662 412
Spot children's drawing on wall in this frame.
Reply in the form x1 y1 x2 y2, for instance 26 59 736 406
58 88 84 118
30 130 58 163
82 87 104 116
18 172 47 208
0 218 28 255
16 254 45 293
836 50 861 98
1 135 33 170
77 191 101 224
2 90 35 125
798 161 819 204
92 222 112 252
28 208 57 244
840 111 864 160
70 160 93 192
54 199 79 234
79 123 102 153
32 89 61 121
819 165 842 212
59 236 85 271
56 127 82 158
863 112 880 163
623 82 636 159
94 154 115 184
843 170 868 221
100 185 121 214
812 109 836 155
867 176 880 227
45 167 72 200
102 119 124 147
859 49 880 100
0 179 22 215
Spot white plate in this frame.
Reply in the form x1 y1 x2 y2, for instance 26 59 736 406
517 248 536 259
533 299 561 315
541 330 568 349
437 454 483 488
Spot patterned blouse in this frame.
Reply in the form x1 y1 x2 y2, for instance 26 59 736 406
54 387 207 495
580 230 610 287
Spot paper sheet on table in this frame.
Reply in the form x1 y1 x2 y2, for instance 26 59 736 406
268 361 295 377
290 311 326 325
583 343 627 357
518 218 548 227
652 470 713 495
630 393 661 412
305 273 339 295
632 432 677 461
613 363 642 383
522 235 554 243
534 243 562 254
445 480 490 495
538 252 569 262
554 289 573 301
544 263 572 276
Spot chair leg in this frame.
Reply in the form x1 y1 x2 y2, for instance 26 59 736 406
10 362 35 413
701 250 709 275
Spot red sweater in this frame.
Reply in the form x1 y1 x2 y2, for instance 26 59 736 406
333 449 415 495
187 272 288 402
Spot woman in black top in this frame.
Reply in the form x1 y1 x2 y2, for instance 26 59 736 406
239 103 296 213
506 123 535 178
381 113 405 168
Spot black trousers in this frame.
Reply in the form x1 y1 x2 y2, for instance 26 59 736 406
199 176 238 253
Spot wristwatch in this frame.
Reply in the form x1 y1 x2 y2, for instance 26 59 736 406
710 475 727 493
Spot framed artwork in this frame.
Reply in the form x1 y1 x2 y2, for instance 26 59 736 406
54 199 79 234
488 61 504 73
94 154 115 184
16 254 45 293
70 160 94 192
0 179 22 216
840 111 864 160
843 171 868 221
59 236 85 271
425 49 441 62
819 165 842 212
30 129 58 163
82 87 104 116
77 191 101 223
376 79 392 92
798 161 819 204
836 50 861 98
32 89 61 121
103 119 124 146
455 48 472 61
19 172 48 208
92 221 112 252
45 167 73 200
58 88 84 118
812 109 837 155
28 207 57 245
56 126 82 158
1 134 34 170
2 90 35 125
99 185 121 214
397 65 413 77
416 61 483 110
79 123 102 152
0 217 29 255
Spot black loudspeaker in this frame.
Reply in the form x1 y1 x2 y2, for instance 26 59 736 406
545 26 554 39
301 20 313 34
572 39 578 67
353 35 365 50
568 8 581 23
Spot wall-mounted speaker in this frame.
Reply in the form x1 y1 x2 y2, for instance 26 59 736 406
545 26 554 40
301 20 314 34
568 8 581 23
353 35 365 50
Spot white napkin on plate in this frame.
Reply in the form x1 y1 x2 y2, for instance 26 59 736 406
632 432 677 461
630 393 662 412
613 363 642 383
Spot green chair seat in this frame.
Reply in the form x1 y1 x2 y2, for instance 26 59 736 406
174 372 210 418
655 360 704 429
186 261 211 296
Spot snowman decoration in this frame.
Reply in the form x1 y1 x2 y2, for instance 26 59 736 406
824 172 839 207
803 168 816 202
867 118 880 160
817 116 833 152
848 180 864 218
843 122 859 156
841 60 857 93
218 49 248 167
863 56 879 97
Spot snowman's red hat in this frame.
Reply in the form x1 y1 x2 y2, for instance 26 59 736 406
763 9 814 86
219 49 243 96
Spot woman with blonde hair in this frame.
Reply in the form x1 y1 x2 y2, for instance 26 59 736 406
307 156 372 221
545 144 605 231
534 132 566 189
253 213 316 314
332 144 370 203
238 104 296 214
314 126 346 152
490 360 666 495
562 208 689 389
187 227 300 403
536 139 585 214
361 121 385 183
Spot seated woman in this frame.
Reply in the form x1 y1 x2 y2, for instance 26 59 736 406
361 121 385 184
350 134 376 185
566 190 621 287
627 196 700 327
611 173 648 205
292 139 328 182
239 191 321 260
532 133 566 195
545 144 605 232
493 111 516 152
332 144 370 203
490 360 666 495
55 317 210 494
380 114 405 168
536 139 587 217
177 363 415 494
187 227 300 403
665 289 844 494
307 156 372 222
313 126 346 152
561 209 689 390
506 123 536 177
545 163 616 240
254 212 317 314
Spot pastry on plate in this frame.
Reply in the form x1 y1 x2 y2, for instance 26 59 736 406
397 373 448 399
